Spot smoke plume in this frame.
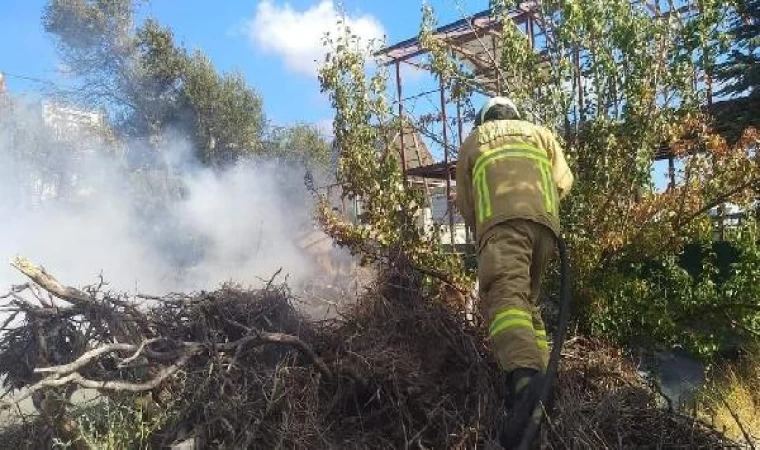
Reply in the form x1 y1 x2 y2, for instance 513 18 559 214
0 97 343 296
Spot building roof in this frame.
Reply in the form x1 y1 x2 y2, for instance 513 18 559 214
405 161 456 180
388 120 435 170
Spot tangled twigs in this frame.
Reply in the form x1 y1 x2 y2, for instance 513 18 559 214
30 339 202 377
1 330 338 411
218 331 333 379
549 337 736 448
0 258 361 447
0 258 741 449
117 337 165 368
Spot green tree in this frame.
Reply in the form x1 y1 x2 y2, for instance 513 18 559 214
264 123 332 171
709 0 760 143
181 51 265 166
43 0 265 166
717 0 760 98
317 24 468 294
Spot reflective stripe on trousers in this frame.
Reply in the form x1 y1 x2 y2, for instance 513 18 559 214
489 307 548 352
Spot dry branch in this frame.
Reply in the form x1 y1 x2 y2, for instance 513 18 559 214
0 351 195 412
10 257 92 307
33 342 141 375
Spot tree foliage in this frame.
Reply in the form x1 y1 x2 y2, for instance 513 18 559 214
589 222 760 358
717 0 760 98
264 123 332 171
316 24 468 295
181 51 266 166
43 0 267 166
319 1 760 358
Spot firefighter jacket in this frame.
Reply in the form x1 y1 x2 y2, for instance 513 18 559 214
455 119 574 247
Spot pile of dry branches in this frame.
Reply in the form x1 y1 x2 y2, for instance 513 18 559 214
0 256 737 449
549 338 734 448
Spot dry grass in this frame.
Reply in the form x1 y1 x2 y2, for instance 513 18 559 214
696 353 760 446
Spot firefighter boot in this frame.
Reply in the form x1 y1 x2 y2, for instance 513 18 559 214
501 369 545 449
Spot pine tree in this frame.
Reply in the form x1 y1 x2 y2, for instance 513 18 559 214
717 0 760 98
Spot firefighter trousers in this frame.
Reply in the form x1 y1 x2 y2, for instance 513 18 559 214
477 219 555 373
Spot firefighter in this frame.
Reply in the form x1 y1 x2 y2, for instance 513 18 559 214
454 96 574 446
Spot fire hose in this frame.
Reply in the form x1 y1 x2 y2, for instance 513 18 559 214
515 235 571 450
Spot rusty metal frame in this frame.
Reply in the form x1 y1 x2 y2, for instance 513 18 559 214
395 60 407 182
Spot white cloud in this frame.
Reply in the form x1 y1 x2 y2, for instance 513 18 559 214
248 0 386 76
399 62 427 84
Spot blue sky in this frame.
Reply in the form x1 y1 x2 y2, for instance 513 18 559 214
0 0 472 129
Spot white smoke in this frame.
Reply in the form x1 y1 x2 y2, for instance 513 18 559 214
0 97 339 296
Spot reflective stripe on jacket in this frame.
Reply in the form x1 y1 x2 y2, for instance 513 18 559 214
455 119 574 247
